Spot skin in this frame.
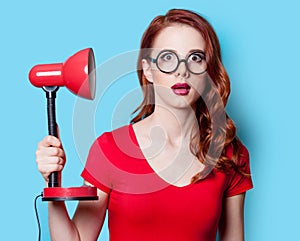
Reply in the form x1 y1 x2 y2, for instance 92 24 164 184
36 24 246 241
36 135 108 241
136 24 207 186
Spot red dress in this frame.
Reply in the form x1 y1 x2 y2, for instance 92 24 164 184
81 125 253 241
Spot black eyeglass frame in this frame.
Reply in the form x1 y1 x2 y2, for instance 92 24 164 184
148 49 207 75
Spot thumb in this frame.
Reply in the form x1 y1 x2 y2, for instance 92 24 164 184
56 125 63 148
56 124 61 139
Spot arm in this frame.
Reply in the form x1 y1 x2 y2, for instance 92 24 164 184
72 183 108 241
48 185 108 241
218 193 246 241
36 136 108 241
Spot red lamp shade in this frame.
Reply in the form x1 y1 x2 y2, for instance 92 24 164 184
29 48 96 100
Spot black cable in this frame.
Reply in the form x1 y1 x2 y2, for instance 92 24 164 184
34 193 43 241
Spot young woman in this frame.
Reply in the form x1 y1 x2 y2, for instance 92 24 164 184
36 9 253 241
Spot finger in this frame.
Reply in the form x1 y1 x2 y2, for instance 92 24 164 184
57 125 61 140
37 156 65 166
36 146 65 158
38 135 62 149
38 163 64 178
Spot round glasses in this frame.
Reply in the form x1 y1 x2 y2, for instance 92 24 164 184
148 50 207 75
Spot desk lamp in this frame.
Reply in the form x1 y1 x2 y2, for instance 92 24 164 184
29 48 98 201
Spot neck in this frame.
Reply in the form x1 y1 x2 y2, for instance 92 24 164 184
148 105 199 146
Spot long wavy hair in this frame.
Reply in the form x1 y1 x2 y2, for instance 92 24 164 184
131 9 249 183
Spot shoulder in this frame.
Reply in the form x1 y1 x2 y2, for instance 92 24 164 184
225 139 250 165
87 125 132 161
92 124 142 160
95 124 132 146
223 139 253 197
235 140 250 170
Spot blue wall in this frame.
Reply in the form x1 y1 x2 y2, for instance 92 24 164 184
1 0 299 240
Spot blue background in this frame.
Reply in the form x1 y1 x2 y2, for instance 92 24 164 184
1 0 299 240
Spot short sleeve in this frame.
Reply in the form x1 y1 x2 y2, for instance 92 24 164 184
224 144 253 197
81 133 112 194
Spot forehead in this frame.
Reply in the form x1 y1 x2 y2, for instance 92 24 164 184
151 24 206 55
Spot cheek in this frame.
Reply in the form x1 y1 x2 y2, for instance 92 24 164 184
151 70 173 86
188 74 208 96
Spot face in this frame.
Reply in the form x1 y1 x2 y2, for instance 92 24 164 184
142 24 207 111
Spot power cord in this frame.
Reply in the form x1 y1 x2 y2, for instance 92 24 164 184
34 193 43 241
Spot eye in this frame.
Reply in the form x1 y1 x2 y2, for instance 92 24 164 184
160 52 176 62
189 52 205 63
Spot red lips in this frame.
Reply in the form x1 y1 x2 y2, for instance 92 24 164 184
171 83 191 95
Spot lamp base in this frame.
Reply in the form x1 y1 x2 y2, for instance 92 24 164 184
42 186 98 201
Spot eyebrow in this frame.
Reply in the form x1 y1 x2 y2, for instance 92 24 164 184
187 49 206 55
159 48 205 56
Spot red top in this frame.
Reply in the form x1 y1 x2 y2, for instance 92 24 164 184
81 125 253 241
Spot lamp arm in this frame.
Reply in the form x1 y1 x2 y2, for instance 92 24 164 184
43 86 60 188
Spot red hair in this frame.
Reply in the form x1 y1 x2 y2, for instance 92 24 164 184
131 9 249 182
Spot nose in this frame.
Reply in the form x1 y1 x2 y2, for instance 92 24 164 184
175 59 189 78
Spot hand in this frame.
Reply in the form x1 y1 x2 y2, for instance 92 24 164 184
36 135 66 184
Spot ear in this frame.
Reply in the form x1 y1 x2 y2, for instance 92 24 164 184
142 59 154 83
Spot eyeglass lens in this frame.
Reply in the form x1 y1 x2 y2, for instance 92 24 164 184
155 50 206 74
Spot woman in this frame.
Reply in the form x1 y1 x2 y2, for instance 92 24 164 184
36 9 253 241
